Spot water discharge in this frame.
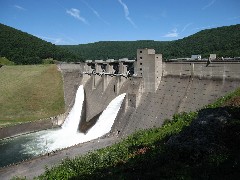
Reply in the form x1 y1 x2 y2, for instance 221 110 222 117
0 85 126 167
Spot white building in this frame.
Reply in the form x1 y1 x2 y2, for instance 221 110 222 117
191 55 201 60
209 54 216 60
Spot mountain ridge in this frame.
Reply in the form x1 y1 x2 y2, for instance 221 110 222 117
0 23 81 64
0 23 239 64
61 24 240 60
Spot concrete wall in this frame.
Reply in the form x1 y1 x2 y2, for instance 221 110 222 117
82 75 128 123
111 61 240 137
0 114 66 139
163 62 240 80
58 63 83 110
112 75 240 137
76 61 240 137
136 49 162 92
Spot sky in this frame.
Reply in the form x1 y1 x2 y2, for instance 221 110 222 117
0 0 240 45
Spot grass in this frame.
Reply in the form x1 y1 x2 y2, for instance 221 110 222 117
33 87 240 180
0 57 15 65
0 64 65 127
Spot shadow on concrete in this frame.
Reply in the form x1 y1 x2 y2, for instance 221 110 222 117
206 65 221 67
78 90 102 134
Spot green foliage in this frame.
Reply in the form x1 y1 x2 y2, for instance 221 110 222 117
61 24 240 60
171 25 240 58
11 177 27 180
0 57 14 65
42 58 55 64
0 23 81 65
1 23 239 64
61 40 170 60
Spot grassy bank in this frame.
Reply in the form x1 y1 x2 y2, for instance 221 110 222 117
32 88 239 179
0 57 14 65
0 64 65 127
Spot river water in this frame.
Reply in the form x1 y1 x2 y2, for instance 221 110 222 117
0 85 126 168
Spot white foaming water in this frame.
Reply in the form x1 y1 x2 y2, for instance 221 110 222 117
21 85 126 156
61 85 84 132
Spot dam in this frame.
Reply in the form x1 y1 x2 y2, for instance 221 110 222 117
73 48 240 137
0 48 240 179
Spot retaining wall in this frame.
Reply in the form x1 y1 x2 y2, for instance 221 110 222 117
0 114 66 139
163 62 240 79
58 63 83 110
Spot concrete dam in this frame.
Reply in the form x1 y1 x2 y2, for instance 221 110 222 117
61 48 240 137
1 48 240 179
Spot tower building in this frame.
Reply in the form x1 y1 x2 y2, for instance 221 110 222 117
136 49 162 92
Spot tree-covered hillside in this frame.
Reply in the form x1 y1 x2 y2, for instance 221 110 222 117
171 24 240 58
61 40 171 60
1 23 239 64
0 23 81 64
61 24 240 60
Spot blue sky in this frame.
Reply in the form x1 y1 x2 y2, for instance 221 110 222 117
0 0 239 45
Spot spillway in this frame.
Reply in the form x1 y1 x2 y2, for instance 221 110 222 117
0 85 126 168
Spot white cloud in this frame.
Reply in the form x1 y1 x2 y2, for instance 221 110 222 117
82 0 110 25
181 23 192 32
66 8 88 24
193 25 216 31
118 0 137 28
36 34 79 45
14 5 26 11
37 36 63 44
163 28 179 38
93 9 110 25
202 0 216 10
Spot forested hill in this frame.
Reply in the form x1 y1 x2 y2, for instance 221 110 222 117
62 41 171 60
61 24 240 60
1 23 239 64
0 23 81 65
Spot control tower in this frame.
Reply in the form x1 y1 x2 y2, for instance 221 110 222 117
136 49 162 92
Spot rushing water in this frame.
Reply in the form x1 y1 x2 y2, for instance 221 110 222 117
0 85 126 168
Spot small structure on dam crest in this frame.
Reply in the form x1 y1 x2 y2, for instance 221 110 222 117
136 48 162 92
83 48 163 93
